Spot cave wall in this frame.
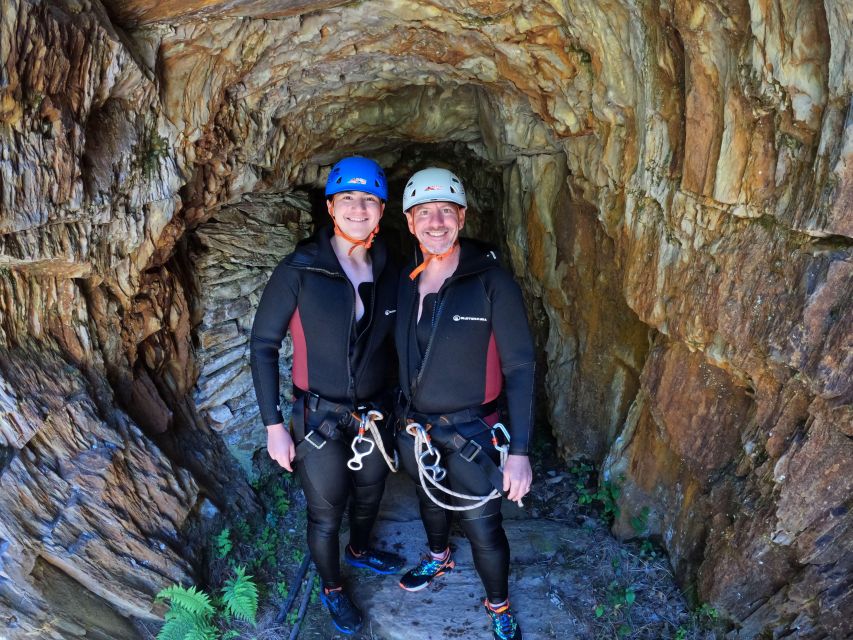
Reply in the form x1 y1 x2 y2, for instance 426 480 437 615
0 0 850 637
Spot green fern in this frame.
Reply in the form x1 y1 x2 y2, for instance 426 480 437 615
157 607 219 640
156 585 216 619
215 528 233 559
156 613 196 640
221 566 259 625
156 585 219 640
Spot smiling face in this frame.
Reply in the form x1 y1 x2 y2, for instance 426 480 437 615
405 201 466 255
327 190 384 239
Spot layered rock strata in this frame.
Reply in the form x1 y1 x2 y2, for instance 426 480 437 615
0 0 850 637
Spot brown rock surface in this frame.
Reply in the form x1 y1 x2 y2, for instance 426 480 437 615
0 0 850 637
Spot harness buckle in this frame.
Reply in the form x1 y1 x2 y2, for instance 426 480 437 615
459 439 482 463
304 430 327 450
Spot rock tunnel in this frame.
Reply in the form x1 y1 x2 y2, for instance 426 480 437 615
0 0 851 638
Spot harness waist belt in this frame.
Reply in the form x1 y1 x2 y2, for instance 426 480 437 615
296 390 356 416
402 400 498 428
414 425 505 495
293 391 359 462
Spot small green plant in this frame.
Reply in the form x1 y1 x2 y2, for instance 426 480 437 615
136 127 169 178
630 506 650 536
221 566 259 624
275 580 289 600
577 477 623 523
156 585 217 640
215 528 232 559
639 539 658 559
155 566 259 640
697 603 719 621
593 580 637 637
234 518 251 540
271 484 291 517
309 577 320 605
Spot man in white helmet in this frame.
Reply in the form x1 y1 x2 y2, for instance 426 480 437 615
393 167 534 640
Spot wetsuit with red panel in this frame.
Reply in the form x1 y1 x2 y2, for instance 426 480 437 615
394 237 535 602
250 224 398 590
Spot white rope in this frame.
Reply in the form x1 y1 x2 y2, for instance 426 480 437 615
347 410 399 473
406 422 508 512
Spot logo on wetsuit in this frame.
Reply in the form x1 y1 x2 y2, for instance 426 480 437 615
452 315 487 322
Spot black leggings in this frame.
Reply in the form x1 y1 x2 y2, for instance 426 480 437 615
396 422 510 602
294 406 391 590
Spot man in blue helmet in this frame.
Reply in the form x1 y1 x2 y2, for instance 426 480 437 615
250 157 403 635
394 167 534 640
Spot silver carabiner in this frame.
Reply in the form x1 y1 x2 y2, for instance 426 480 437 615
347 437 375 471
491 422 511 454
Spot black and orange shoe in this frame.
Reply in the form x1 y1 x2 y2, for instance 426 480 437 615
484 599 522 640
398 550 455 592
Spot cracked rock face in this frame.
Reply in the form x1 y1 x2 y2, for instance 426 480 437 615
0 0 850 637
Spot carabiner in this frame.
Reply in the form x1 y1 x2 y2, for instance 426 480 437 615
491 422 511 452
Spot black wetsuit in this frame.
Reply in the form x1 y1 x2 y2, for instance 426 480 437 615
395 238 535 602
250 225 398 589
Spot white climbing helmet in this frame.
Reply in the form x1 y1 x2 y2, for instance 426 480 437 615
402 167 467 212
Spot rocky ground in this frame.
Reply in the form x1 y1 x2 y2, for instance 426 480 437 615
143 441 725 640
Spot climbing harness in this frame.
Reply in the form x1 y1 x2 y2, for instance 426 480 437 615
346 409 399 473
405 421 516 511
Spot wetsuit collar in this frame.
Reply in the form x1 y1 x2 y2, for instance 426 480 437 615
409 237 498 282
310 225 388 279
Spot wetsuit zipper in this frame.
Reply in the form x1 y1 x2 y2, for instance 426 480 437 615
408 282 448 409
303 266 357 404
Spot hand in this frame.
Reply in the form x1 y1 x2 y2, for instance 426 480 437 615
503 454 532 505
267 423 295 472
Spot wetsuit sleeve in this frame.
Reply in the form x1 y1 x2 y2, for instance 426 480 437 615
250 260 300 426
489 270 535 455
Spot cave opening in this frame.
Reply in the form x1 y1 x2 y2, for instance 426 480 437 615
184 133 556 480
3 1 849 637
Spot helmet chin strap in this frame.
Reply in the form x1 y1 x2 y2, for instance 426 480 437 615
332 216 378 256
408 241 458 280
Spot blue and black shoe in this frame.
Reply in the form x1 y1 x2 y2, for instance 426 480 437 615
398 551 455 592
320 587 363 635
484 600 522 640
345 545 404 575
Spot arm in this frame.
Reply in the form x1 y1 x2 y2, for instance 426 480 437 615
489 270 535 503
250 261 300 469
489 270 535 456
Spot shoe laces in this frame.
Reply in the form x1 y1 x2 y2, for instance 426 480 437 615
488 604 517 639
413 556 447 576
324 589 355 615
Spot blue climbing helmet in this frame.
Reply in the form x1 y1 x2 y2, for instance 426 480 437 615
325 157 388 201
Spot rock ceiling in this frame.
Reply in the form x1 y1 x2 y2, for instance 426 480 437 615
0 0 851 637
